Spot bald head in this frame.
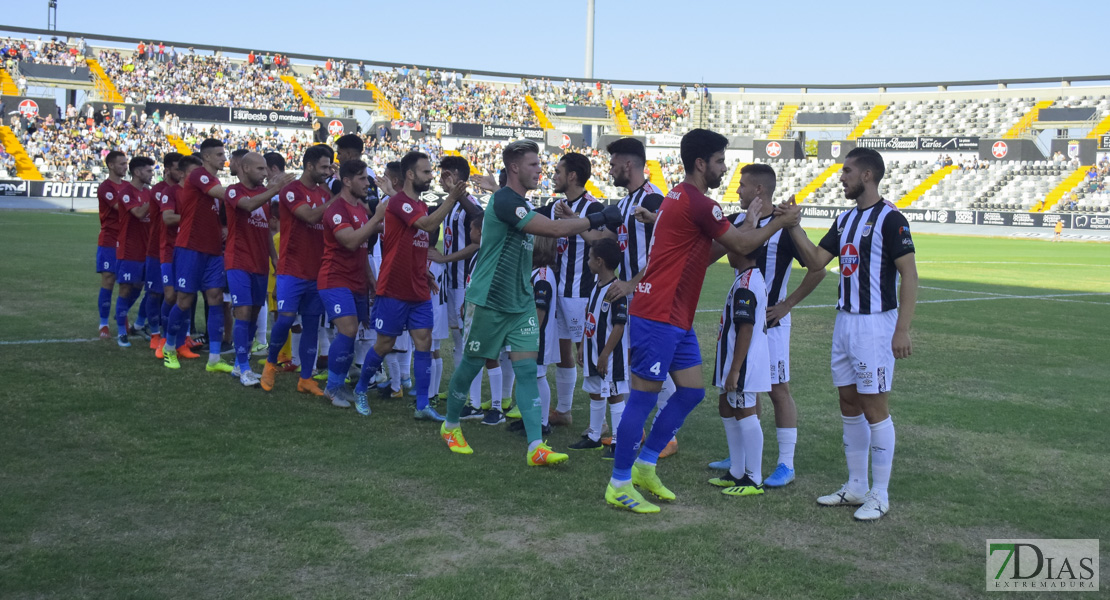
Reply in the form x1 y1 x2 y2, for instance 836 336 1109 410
238 152 268 188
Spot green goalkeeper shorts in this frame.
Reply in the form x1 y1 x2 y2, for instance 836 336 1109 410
461 302 539 360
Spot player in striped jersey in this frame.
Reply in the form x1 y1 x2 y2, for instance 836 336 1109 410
784 147 917 521
708 250 771 496
545 152 604 427
570 239 628 459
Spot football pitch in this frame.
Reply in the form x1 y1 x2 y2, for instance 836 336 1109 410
1 211 1107 599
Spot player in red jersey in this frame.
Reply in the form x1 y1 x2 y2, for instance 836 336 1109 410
144 152 183 353
604 129 800 513
156 155 200 359
261 144 337 396
318 160 383 412
224 152 295 387
112 156 155 348
163 138 234 372
95 150 128 339
352 151 465 422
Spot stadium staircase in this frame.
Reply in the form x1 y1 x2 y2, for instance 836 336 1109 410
365 82 400 120
280 75 323 117
0 126 44 180
768 104 798 139
1086 112 1110 139
895 165 957 208
1034 166 1090 213
795 164 841 203
847 104 887 139
525 94 554 130
1003 100 1054 138
166 134 192 155
720 162 749 204
0 69 19 95
585 180 606 199
85 58 124 103
606 99 634 136
645 160 669 194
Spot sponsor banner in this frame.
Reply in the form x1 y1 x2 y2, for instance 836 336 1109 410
443 122 545 141
856 136 979 151
646 132 683 147
0 179 30 197
564 105 609 119
1100 134 1110 150
17 61 91 83
1049 139 1096 165
390 119 422 132
980 138 1046 162
1072 213 1110 230
1 95 59 120
230 107 311 128
315 117 359 137
144 102 228 123
754 139 803 160
799 205 1084 229
37 181 100 198
141 103 310 128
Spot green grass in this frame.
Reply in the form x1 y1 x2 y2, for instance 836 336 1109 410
1 211 1108 599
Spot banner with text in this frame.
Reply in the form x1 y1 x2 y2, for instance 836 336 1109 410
856 137 979 152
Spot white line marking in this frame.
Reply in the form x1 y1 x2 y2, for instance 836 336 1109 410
0 337 100 345
917 261 1110 268
694 291 1110 313
919 285 1007 296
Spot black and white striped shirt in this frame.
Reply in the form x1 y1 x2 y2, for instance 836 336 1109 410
531 266 559 365
611 181 664 281
713 267 771 392
736 213 806 328
818 199 915 314
584 278 629 383
543 192 603 298
443 195 479 290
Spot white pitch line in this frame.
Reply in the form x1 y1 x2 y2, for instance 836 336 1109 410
0 337 100 345
917 261 1110 268
919 285 1008 296
694 291 1110 313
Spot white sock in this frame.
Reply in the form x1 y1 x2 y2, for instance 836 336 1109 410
468 372 482 408
208 353 220 366
255 303 268 344
290 332 302 366
537 375 551 425
451 329 464 367
588 399 606 442
869 417 895 503
386 353 402 391
499 352 515 401
401 349 412 380
609 477 631 487
318 325 332 357
842 413 871 493
353 328 370 369
431 357 443 398
723 417 745 480
608 400 625 445
777 427 797 470
555 366 577 413
738 414 764 485
487 366 502 410
528 440 542 453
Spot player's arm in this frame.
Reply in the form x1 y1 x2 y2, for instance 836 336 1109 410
161 205 180 226
126 196 151 219
202 182 228 204
708 213 758 266
292 192 339 225
412 180 466 232
767 261 826 327
559 201 613 243
229 173 295 213
725 288 758 393
887 216 918 359
334 219 379 251
715 198 797 257
521 201 622 238
267 230 279 271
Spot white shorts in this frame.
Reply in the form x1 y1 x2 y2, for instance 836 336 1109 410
722 390 758 409
446 287 466 329
767 324 791 385
432 301 448 341
831 310 897 394
583 375 628 398
556 296 588 341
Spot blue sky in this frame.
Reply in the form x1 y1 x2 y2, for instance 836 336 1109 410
3 0 1108 85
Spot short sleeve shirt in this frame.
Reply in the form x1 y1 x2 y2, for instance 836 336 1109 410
175 167 223 256
115 182 151 262
159 184 179 263
223 183 272 275
96 179 121 247
319 199 370 292
146 181 166 259
377 191 431 302
465 187 537 313
277 180 331 281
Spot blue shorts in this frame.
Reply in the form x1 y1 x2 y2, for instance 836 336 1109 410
275 274 324 316
319 287 370 323
96 246 117 274
227 269 268 307
144 257 162 292
372 296 433 337
629 316 702 381
173 247 226 294
116 259 145 286
160 262 174 289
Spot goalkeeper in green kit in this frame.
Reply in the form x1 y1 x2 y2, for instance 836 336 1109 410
441 140 623 465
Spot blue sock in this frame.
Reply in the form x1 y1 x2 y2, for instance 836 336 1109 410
115 292 138 331
611 388 659 481
166 304 187 349
298 315 320 379
639 386 705 465
234 318 251 370
160 300 173 337
268 314 296 364
413 350 431 410
146 294 163 333
98 287 113 326
207 304 224 356
135 291 148 328
327 333 355 392
355 347 385 394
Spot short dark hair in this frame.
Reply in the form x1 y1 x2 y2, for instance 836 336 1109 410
559 152 591 187
740 163 777 196
104 150 126 166
162 152 183 170
335 134 363 152
680 128 728 173
384 161 402 178
845 147 885 182
606 137 646 165
400 151 429 177
199 138 224 153
589 238 622 270
497 168 507 188
439 155 471 180
179 155 203 169
502 139 539 169
340 159 367 182
302 144 334 169
230 148 249 160
263 152 285 171
128 156 155 174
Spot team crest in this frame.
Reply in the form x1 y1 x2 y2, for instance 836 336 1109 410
443 226 453 248
515 207 527 219
286 191 295 201
228 189 236 198
712 205 724 221
106 192 114 200
200 175 209 184
601 300 610 312
861 222 873 237
831 142 841 158
1068 140 1080 158
332 214 342 225
402 203 413 214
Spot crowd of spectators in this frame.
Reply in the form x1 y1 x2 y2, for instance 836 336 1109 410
2 36 86 68
619 89 689 134
299 59 367 99
97 48 299 110
524 78 610 107
371 68 537 127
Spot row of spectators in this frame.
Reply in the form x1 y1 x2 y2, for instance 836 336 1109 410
524 78 612 107
619 90 689 134
370 70 537 127
1 36 86 67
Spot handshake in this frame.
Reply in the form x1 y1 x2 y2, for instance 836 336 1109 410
553 200 624 230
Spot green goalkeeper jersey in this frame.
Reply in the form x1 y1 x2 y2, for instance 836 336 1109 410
465 187 537 314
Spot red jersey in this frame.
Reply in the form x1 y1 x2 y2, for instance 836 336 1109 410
629 182 731 330
277 180 330 280
146 181 167 259
115 182 151 262
318 198 370 292
159 184 180 263
96 179 122 247
378 191 431 302
224 183 273 275
175 167 223 256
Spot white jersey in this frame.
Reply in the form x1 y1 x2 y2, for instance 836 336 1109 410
736 213 806 328
817 199 915 314
429 260 448 340
612 181 665 281
713 267 771 394
531 266 559 366
544 192 603 299
584 277 629 383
